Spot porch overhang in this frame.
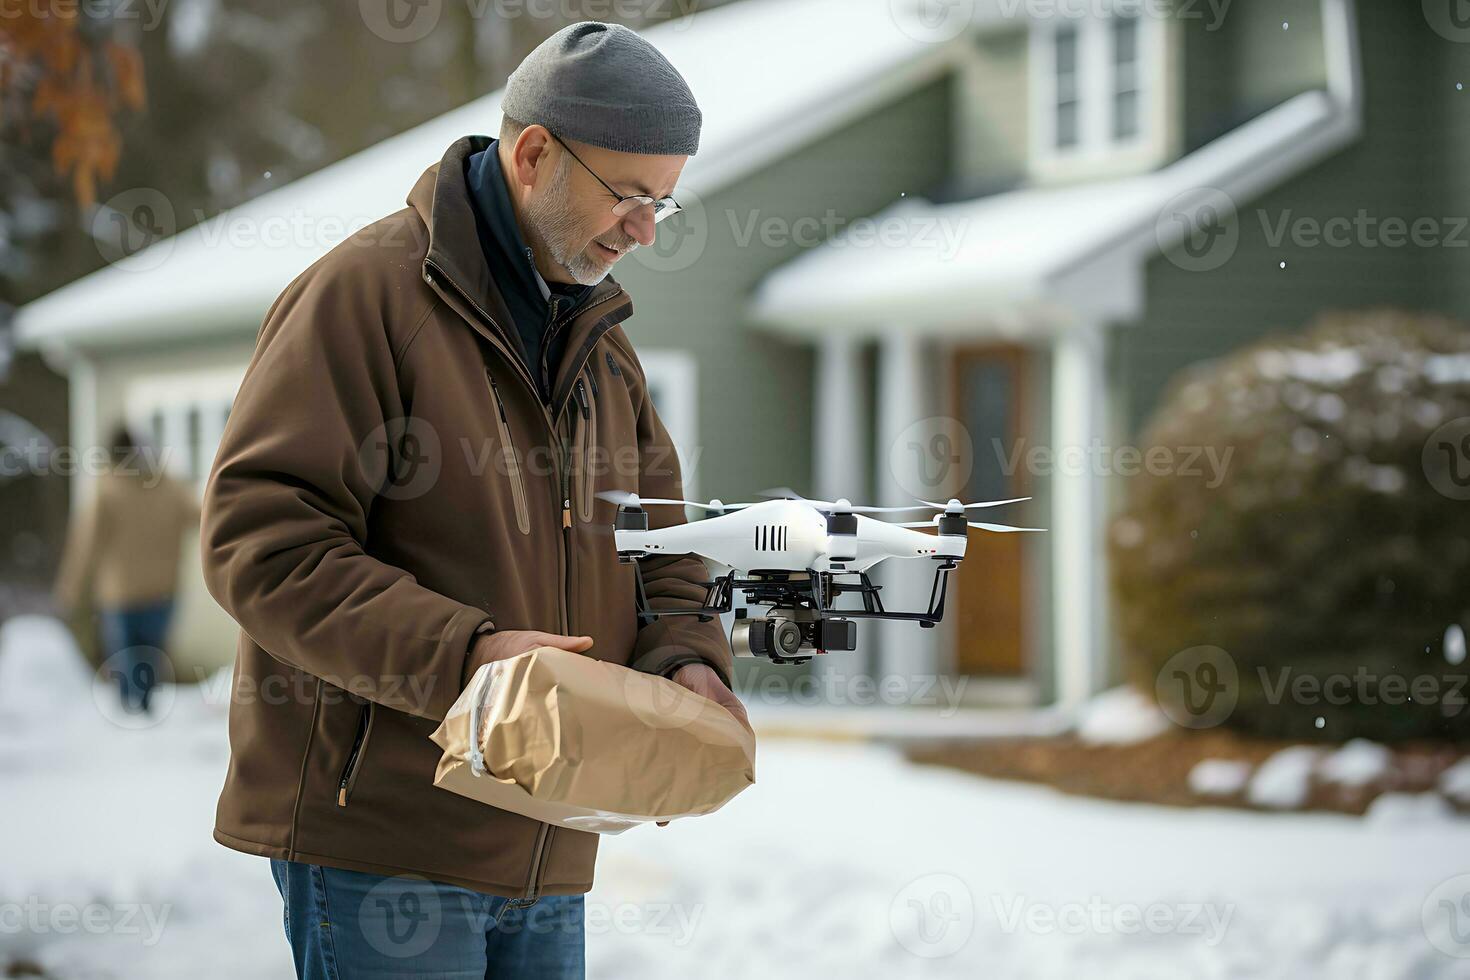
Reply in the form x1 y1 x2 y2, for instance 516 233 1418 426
750 79 1361 341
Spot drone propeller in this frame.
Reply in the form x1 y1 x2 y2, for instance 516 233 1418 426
596 490 757 511
918 496 1032 511
755 487 933 514
897 518 1045 533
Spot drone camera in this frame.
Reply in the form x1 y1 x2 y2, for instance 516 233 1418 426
730 615 807 663
731 613 857 661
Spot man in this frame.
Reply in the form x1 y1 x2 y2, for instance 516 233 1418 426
54 424 200 713
199 22 748 979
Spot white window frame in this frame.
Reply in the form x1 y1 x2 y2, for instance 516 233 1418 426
638 350 699 503
124 366 245 493
1029 8 1169 181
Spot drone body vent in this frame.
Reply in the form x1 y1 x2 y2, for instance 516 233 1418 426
754 525 786 551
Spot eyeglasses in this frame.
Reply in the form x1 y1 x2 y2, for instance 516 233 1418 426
546 130 683 225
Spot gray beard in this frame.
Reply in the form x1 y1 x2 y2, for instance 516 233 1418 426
523 155 634 287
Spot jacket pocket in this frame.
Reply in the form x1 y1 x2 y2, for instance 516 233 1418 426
574 374 597 525
336 700 375 807
486 371 532 535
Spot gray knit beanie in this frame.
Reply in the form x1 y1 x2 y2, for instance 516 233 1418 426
501 21 702 156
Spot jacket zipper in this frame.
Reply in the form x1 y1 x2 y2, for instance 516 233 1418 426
425 259 619 902
336 701 375 807
486 372 532 535
526 410 581 902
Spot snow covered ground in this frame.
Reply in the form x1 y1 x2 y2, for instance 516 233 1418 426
4 614 1470 978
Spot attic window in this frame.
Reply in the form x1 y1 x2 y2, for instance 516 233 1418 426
1111 16 1141 140
1030 13 1164 173
1054 25 1080 150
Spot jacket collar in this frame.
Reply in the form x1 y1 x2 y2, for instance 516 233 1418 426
407 136 633 413
466 139 592 312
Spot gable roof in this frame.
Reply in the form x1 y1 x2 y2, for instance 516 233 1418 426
18 0 997 352
750 0 1364 336
750 91 1359 335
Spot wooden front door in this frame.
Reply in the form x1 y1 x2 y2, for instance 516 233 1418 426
949 346 1031 676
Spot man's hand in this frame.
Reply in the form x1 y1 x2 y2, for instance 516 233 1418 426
463 630 592 686
656 662 752 828
668 661 752 735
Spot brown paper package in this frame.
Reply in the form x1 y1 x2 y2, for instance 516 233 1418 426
430 646 757 834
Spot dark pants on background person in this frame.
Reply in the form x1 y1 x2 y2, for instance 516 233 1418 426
269 859 586 979
98 598 174 713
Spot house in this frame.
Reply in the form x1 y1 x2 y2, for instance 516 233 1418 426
16 0 1461 708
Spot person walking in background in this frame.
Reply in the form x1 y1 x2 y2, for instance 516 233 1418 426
53 424 201 713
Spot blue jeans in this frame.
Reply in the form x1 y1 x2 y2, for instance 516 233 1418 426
269 860 585 979
98 599 174 713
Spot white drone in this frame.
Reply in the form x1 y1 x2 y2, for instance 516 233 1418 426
598 487 1043 664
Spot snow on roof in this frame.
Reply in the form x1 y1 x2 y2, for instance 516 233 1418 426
750 88 1358 336
18 0 998 351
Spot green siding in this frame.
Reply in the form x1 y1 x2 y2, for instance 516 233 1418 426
1182 0 1325 150
1433 9 1470 320
955 29 1029 192
611 76 956 502
1120 0 1465 434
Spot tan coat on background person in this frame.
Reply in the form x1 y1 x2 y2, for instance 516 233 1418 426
54 461 202 618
